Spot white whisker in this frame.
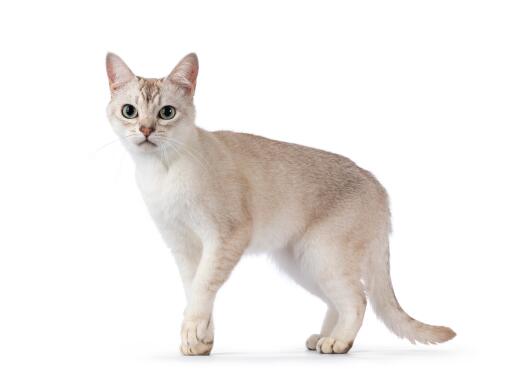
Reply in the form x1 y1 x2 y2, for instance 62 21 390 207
151 134 208 172
165 137 210 172
91 133 139 156
92 139 121 154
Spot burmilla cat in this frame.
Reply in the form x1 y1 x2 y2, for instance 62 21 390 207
105 52 455 355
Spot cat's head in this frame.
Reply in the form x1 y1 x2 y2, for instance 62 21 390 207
106 53 198 154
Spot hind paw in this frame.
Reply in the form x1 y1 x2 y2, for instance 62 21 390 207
306 334 321 350
316 336 353 354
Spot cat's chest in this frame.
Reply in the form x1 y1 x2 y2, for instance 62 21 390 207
135 160 201 227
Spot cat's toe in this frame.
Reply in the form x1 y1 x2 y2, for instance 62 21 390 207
180 340 212 356
306 334 321 350
180 318 214 356
316 336 353 354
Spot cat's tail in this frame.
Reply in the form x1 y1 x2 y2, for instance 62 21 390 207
364 242 456 344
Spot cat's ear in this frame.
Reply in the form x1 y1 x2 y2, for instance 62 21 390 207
106 52 135 93
165 53 199 96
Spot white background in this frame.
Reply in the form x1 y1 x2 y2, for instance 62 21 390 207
1 0 511 383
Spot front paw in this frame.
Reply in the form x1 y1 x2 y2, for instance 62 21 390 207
180 317 214 356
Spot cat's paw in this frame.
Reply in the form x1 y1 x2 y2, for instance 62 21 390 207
316 336 353 354
306 334 321 350
180 317 214 356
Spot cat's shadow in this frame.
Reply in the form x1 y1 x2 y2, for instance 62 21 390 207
148 348 458 363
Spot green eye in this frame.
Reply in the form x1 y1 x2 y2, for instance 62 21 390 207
121 104 138 119
159 105 176 120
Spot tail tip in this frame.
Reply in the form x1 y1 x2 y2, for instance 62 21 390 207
425 325 456 344
410 324 456 345
439 326 456 343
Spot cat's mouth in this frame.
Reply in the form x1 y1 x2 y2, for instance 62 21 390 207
138 138 157 147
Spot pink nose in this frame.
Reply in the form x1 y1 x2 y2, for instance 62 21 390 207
139 126 154 137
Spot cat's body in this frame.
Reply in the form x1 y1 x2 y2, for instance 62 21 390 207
106 53 455 355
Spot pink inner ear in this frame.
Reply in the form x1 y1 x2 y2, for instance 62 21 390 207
106 53 134 91
173 70 195 90
107 62 117 84
168 54 199 95
107 63 121 91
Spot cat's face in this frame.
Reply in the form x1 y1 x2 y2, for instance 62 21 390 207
106 53 198 154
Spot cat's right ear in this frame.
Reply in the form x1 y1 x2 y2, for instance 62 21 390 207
106 53 135 93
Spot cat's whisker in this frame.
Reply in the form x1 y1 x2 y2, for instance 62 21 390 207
165 142 179 166
155 137 199 167
91 138 122 155
159 147 166 165
163 146 171 166
91 133 142 156
154 137 181 167
166 141 184 163
164 137 210 172
160 141 174 167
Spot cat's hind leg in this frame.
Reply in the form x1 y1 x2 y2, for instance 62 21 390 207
314 277 366 354
297 228 368 354
271 248 341 350
305 306 338 350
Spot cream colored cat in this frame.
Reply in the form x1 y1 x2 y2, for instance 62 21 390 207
105 52 455 355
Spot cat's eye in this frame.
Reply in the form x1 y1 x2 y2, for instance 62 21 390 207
159 105 176 120
121 104 138 119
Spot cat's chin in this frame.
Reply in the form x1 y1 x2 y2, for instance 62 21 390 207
125 139 160 154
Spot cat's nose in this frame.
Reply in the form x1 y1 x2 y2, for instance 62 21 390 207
139 126 155 137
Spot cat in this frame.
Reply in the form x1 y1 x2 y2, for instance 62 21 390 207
105 52 455 355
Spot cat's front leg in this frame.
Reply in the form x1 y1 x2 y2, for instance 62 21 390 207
166 228 203 301
180 228 250 356
173 251 201 302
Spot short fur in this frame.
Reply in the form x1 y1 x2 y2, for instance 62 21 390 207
105 52 455 355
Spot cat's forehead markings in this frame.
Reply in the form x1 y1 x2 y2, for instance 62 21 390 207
137 77 163 103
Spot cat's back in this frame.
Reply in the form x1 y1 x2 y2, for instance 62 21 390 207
210 131 379 187
210 130 352 168
206 130 389 218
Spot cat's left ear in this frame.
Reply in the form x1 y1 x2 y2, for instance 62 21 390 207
165 53 199 96
106 52 135 93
